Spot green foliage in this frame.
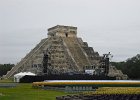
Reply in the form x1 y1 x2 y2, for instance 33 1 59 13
0 64 14 77
111 54 140 79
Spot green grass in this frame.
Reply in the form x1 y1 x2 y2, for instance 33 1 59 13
0 83 70 100
0 79 13 83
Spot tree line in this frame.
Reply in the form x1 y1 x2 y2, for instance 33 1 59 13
0 64 14 77
111 54 140 79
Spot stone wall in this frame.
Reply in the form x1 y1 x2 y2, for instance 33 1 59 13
48 25 77 38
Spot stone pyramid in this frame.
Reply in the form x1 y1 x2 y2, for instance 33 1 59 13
4 25 101 78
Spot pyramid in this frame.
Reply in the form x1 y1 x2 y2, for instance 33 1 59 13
4 25 101 78
4 25 127 79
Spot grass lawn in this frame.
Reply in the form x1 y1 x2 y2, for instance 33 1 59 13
0 83 71 100
0 79 13 83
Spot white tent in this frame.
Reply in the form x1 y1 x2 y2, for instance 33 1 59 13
14 72 36 82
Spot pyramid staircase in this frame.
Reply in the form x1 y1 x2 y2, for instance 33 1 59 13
4 25 102 78
63 37 91 71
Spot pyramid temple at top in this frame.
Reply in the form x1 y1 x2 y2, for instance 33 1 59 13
4 25 128 79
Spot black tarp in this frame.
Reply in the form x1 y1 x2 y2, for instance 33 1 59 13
20 74 115 83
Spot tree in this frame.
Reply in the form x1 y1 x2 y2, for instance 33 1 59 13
0 64 14 76
111 54 140 79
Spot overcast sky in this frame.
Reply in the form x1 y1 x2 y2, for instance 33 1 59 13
0 0 140 64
